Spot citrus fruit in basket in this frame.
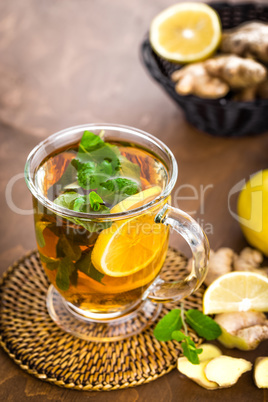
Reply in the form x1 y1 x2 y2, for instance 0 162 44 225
91 186 168 277
149 2 222 63
237 169 268 256
203 272 268 315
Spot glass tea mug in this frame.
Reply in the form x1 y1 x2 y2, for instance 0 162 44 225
25 124 209 341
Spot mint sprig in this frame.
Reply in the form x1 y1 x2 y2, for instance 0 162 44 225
153 303 221 364
71 130 141 205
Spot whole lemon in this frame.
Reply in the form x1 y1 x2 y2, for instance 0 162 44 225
237 169 268 256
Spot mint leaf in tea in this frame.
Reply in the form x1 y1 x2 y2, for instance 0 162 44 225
33 130 168 314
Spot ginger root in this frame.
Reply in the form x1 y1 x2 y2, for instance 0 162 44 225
214 312 268 350
204 248 234 287
220 21 268 64
234 247 268 277
205 356 252 387
187 246 268 286
171 55 266 99
234 247 263 270
171 63 229 98
254 357 268 388
178 344 254 390
177 344 222 390
204 55 267 89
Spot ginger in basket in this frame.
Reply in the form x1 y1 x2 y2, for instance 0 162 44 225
172 55 267 99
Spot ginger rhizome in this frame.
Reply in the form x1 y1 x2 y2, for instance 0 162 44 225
204 55 267 89
205 356 252 387
234 247 268 276
171 63 229 99
195 247 268 286
220 22 268 64
177 343 252 390
214 311 268 350
254 357 268 388
171 55 266 99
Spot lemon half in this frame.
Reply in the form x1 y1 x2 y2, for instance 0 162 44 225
150 2 221 63
203 272 268 315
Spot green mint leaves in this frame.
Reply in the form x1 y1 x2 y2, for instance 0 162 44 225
51 130 142 232
77 130 120 172
52 131 142 219
185 309 222 340
39 235 104 292
54 190 109 214
181 337 203 365
153 309 182 341
89 191 105 211
56 257 76 291
70 130 141 205
75 252 104 284
153 305 221 365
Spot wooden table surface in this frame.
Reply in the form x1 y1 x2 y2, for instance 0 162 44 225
0 0 267 401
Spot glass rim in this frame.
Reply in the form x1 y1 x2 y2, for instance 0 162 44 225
24 123 178 221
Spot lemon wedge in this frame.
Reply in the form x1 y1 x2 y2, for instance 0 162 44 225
203 272 268 315
150 2 221 63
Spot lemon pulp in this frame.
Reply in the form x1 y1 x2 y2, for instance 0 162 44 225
203 272 268 315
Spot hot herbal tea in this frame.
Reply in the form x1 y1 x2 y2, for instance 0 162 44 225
34 130 169 317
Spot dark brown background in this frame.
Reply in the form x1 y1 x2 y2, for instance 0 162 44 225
0 0 267 400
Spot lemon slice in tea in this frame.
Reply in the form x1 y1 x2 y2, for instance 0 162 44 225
91 186 168 277
150 2 221 63
203 272 268 315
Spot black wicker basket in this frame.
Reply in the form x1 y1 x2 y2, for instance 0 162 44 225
141 2 268 137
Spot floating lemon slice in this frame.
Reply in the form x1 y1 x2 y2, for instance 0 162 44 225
203 272 268 315
91 186 168 277
150 2 221 63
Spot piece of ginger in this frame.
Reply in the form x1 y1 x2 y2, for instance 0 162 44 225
220 21 268 64
234 247 268 277
205 356 252 387
204 248 234 287
214 312 268 350
171 55 266 99
171 63 229 99
177 344 222 390
234 247 263 270
254 357 268 388
205 55 267 89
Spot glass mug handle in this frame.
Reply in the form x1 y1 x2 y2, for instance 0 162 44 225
146 204 210 302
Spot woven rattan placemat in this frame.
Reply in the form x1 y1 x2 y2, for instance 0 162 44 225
0 248 204 391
